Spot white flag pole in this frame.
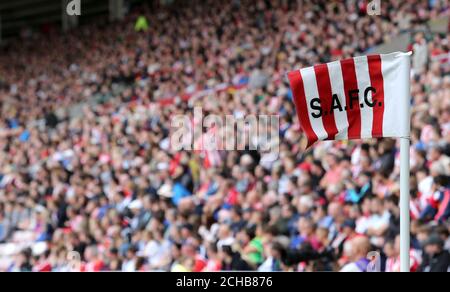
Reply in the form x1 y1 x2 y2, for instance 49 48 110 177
398 51 413 273
400 137 411 272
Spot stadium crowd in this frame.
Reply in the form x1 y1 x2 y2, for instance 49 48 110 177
0 0 449 272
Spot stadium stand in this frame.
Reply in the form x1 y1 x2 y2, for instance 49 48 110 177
0 0 449 272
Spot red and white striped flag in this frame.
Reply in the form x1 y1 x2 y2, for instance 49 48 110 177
288 52 412 148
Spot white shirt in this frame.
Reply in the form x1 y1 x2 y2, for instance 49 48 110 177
340 262 364 272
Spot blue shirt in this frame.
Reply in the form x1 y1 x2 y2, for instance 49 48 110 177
172 183 192 206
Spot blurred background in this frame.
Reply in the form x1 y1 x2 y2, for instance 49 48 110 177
0 0 449 272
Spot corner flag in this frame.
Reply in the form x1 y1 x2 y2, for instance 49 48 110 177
288 52 411 148
288 51 412 272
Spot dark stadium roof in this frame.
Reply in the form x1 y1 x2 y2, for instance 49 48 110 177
0 0 128 39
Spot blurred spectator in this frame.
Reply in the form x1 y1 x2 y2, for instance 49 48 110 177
418 233 450 272
340 236 372 272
